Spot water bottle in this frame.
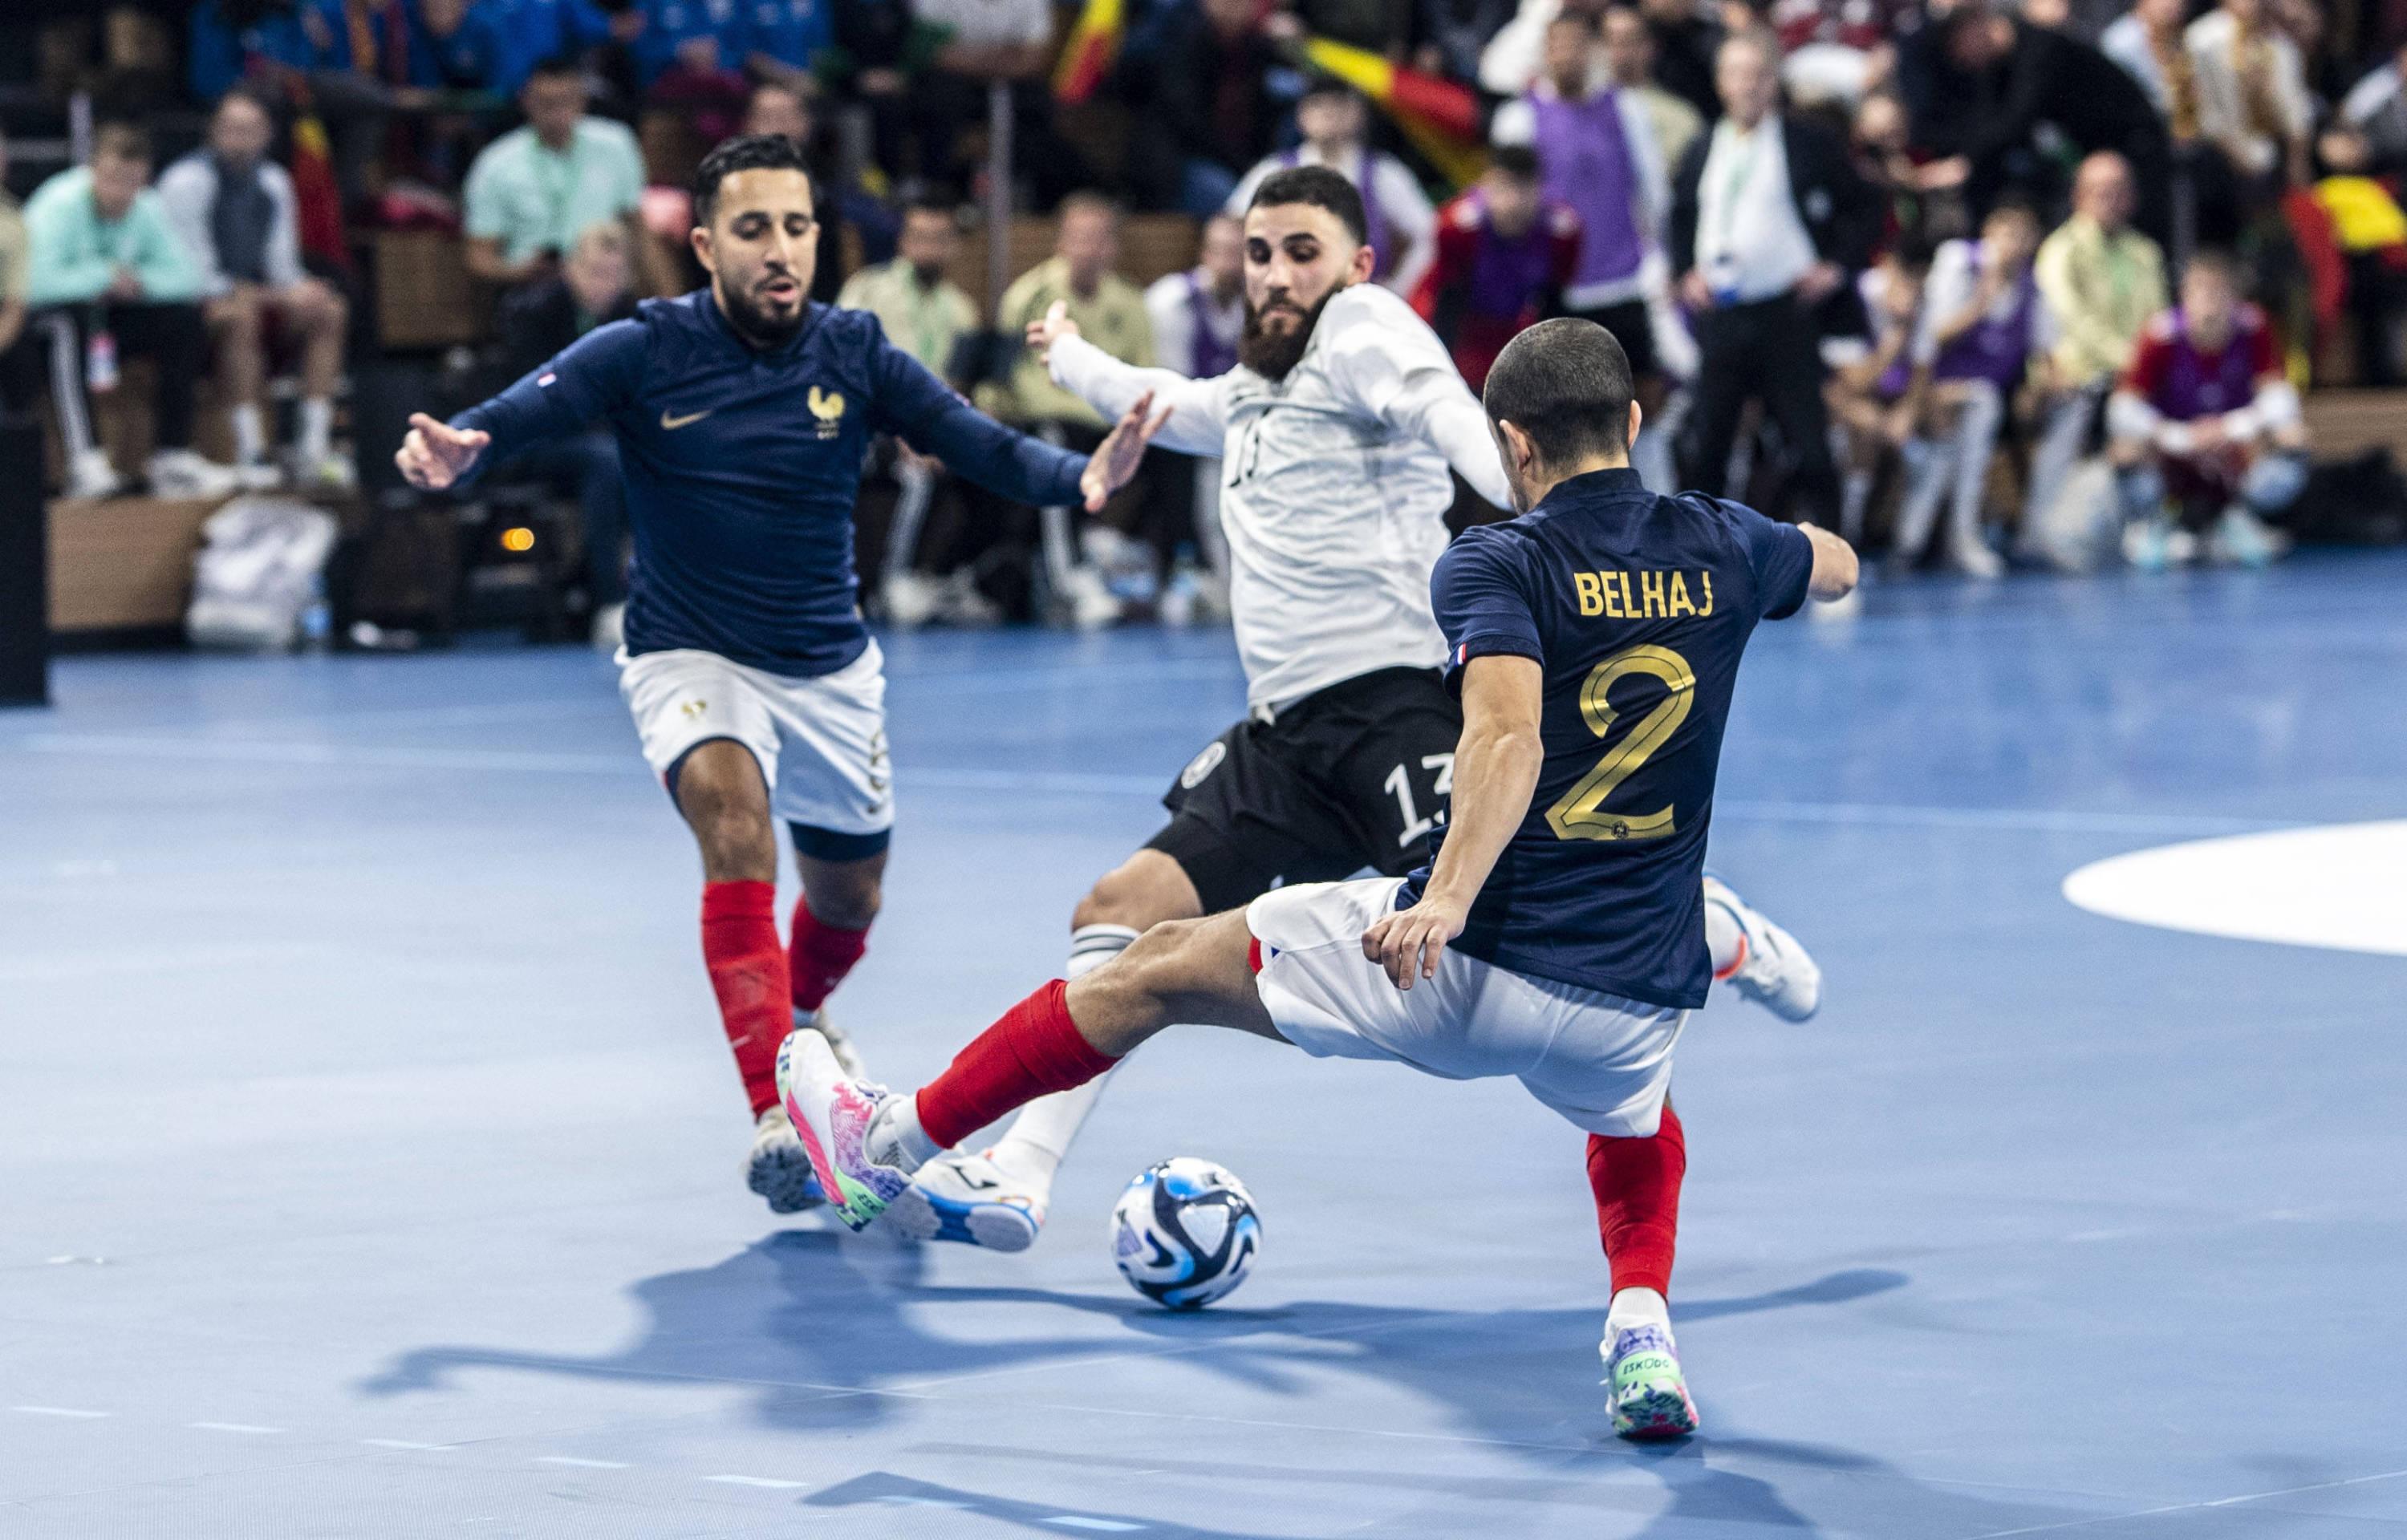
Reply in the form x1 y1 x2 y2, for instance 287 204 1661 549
298 575 332 652
86 329 118 394
1160 543 1201 628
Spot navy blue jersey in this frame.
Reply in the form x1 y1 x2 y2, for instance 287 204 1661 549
1399 468 1812 1007
453 291 1087 677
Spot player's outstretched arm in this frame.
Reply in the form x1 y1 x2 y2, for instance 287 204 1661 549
397 320 647 492
1363 654 1545 990
395 413 491 490
1079 391 1173 513
1038 304 1229 458
1797 523 1860 602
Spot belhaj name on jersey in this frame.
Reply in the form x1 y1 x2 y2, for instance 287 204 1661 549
1571 569 1714 619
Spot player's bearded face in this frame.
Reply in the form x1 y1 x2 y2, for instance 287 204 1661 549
1239 205 1373 381
1240 286 1338 381
698 168 820 348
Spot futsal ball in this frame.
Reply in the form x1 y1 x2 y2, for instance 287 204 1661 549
1110 1157 1262 1310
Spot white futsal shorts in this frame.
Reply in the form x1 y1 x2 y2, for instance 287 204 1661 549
1246 877 1688 1137
617 641 892 855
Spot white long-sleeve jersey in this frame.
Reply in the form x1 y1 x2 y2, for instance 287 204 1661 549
1050 283 1512 711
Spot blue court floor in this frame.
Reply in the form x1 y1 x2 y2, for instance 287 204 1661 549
4 554 2405 1538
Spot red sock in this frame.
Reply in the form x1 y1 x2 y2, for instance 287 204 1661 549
701 881 788 1116
789 896 871 1015
915 980 1117 1149
1586 1103 1687 1298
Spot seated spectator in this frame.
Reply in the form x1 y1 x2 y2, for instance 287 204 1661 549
491 221 639 646
1134 0 1285 217
1764 0 1911 108
2029 151 2164 551
406 0 512 92
745 0 837 89
742 80 897 302
1415 146 1580 392
25 123 242 500
907 0 1087 205
1638 0 1723 120
984 194 1156 627
2099 0 2198 132
836 197 995 626
1889 197 2052 578
0 128 35 423
632 0 751 91
1853 88 1960 253
463 55 669 296
2185 0 2312 190
1604 3 1703 178
1141 213 1245 598
1227 82 1437 297
2339 42 2407 176
1419 0 1522 87
497 0 620 97
1825 236 1931 544
2308 126 2407 387
2108 249 2303 568
188 0 323 103
1917 5 2172 246
156 87 353 491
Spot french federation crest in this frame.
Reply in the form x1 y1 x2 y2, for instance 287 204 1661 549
808 386 846 440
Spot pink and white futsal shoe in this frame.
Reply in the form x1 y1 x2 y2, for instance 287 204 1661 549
774 1027 911 1231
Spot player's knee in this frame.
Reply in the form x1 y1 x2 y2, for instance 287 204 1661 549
1074 851 1199 932
676 764 775 877
1109 917 1216 1009
806 870 882 929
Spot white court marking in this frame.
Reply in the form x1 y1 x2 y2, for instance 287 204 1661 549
189 1422 284 1435
536 1457 629 1469
10 1407 108 1419
360 1439 454 1451
2064 820 2407 957
704 1475 809 1489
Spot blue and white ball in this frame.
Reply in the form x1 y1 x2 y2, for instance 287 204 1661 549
1110 1157 1261 1310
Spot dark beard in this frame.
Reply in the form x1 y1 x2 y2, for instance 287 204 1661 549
1239 288 1336 381
718 282 809 348
909 261 945 288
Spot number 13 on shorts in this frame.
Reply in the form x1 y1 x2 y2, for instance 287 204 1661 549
1386 753 1455 849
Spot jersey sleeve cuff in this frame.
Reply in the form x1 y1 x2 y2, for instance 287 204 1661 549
1440 631 1545 686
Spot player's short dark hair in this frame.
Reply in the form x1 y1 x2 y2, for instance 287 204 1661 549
94 120 152 164
903 190 959 222
1489 144 1541 183
2183 246 2241 286
526 53 584 85
1483 318 1636 467
693 132 816 226
1248 164 1368 247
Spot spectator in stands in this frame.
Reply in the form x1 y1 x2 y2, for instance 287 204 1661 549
1765 0 1912 109
0 127 35 423
909 0 1086 205
407 0 512 91
188 0 322 103
1670 29 1876 525
837 197 995 626
1888 196 2051 578
2029 150 2164 550
1412 146 1579 392
2100 0 2199 132
2339 42 2407 176
985 193 1155 626
741 80 897 302
1137 0 1285 217
745 0 839 91
1604 4 1703 178
493 221 639 646
1140 213 1244 602
1419 0 1521 86
632 0 751 90
2185 0 2313 191
2109 249 2303 568
1852 88 1958 253
1915 4 2172 245
1227 81 1438 297
2312 125 2407 386
156 88 352 492
1494 14 1662 402
501 0 623 97
1826 236 1932 544
463 55 671 296
25 123 242 500
1638 0 1723 120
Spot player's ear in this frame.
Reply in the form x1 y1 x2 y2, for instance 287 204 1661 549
689 222 716 276
1347 242 1377 285
1627 399 1643 453
1497 419 1538 477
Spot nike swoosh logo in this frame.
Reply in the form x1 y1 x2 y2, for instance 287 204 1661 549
660 408 712 430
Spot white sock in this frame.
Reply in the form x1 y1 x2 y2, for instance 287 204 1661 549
1704 892 1746 977
231 403 266 466
986 924 1136 1181
298 398 334 463
868 1096 937 1173
1606 1286 1671 1339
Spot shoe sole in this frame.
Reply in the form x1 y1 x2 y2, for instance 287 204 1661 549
884 1182 1041 1252
746 1140 827 1214
1613 1380 1701 1440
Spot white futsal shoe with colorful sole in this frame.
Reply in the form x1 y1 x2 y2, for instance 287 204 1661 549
887 1150 1046 1251
775 1027 910 1230
1603 1323 1700 1440
745 1011 869 1214
1703 873 1822 1022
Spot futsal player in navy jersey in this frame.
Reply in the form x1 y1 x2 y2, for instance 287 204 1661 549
396 135 1165 1216
782 316 1857 1437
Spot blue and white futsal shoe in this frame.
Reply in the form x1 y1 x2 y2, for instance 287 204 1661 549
1703 873 1822 1022
887 1149 1046 1252
1603 1323 1700 1440
745 1010 867 1214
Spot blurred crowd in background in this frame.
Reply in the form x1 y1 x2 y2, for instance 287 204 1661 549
4 0 2406 646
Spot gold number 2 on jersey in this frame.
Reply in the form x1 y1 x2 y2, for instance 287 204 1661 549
1544 644 1694 842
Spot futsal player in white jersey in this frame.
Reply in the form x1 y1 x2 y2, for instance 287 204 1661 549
888 167 1822 1250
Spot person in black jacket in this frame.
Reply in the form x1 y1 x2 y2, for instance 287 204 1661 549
492 222 639 646
1668 28 1878 525
1129 0 1287 215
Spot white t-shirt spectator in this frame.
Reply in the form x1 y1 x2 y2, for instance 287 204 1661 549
463 118 646 265
2184 7 2311 178
1692 116 1817 304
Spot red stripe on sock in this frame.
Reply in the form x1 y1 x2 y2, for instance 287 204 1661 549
701 880 788 1116
789 896 871 1014
915 979 1118 1150
1587 1103 1687 1298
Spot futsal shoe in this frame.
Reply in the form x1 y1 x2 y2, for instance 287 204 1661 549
797 1006 867 1079
1602 1323 1700 1440
887 1149 1045 1252
1703 873 1822 1022
775 1028 911 1231
745 1103 826 1214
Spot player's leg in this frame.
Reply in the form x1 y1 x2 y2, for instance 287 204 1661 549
1590 1104 1696 1441
1702 873 1821 1020
777 908 1273 1230
1939 379 2007 578
789 843 882 1078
